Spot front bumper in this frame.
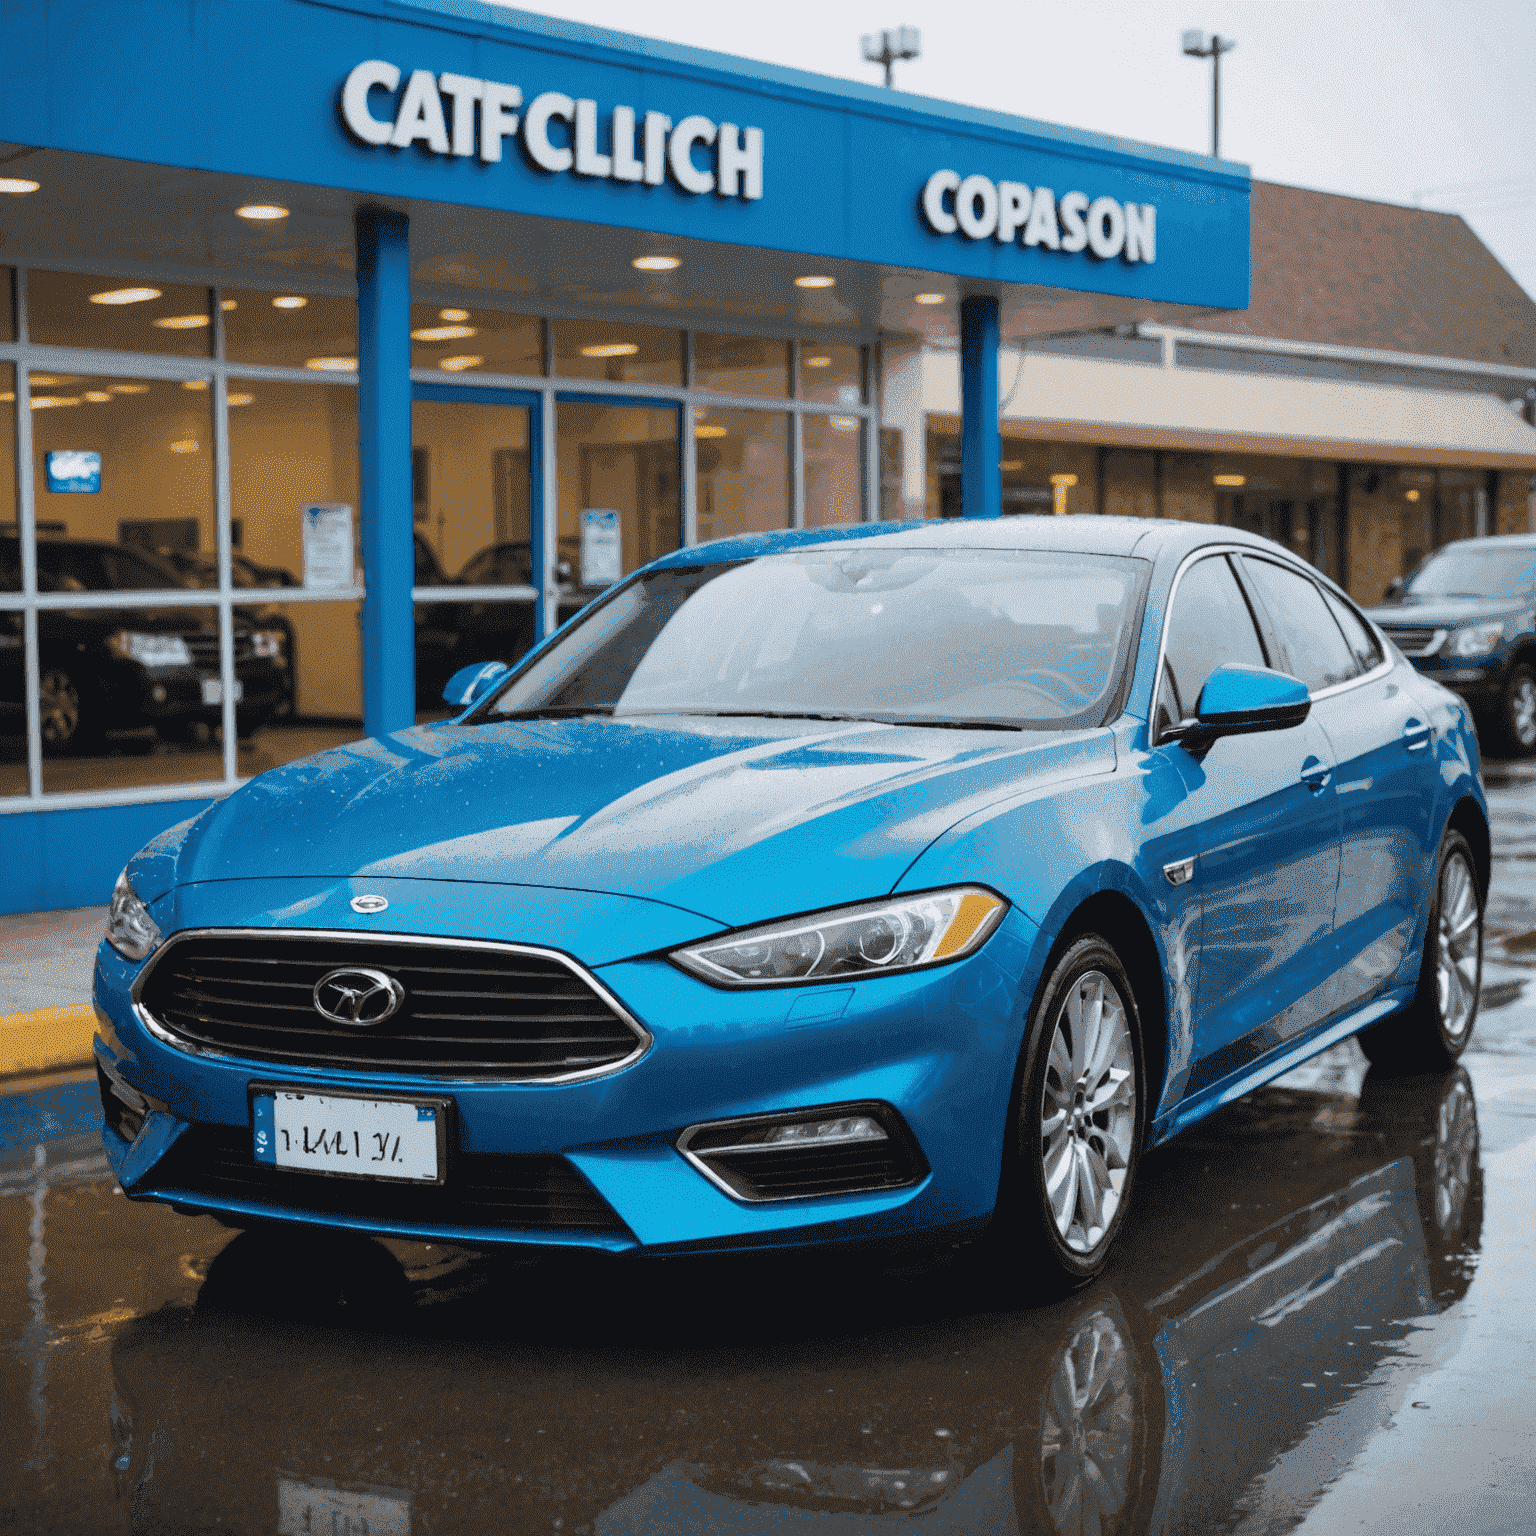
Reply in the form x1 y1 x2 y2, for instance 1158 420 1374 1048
93 876 1034 1256
1407 653 1504 708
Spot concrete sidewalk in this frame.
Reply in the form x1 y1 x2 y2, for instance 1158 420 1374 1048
0 906 105 1079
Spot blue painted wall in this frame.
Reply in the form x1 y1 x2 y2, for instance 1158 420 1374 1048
0 0 1249 308
1 799 214 915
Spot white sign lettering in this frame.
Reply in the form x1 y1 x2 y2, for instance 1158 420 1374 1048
302 502 356 590
341 60 764 201
921 169 1155 263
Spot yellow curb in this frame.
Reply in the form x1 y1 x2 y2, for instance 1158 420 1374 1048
0 1003 98 1080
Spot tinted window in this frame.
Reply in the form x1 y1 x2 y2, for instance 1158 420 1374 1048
482 547 1147 731
1320 586 1383 674
1242 556 1360 692
1156 555 1268 735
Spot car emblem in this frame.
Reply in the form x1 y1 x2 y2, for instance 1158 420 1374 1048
312 966 405 1027
350 894 389 914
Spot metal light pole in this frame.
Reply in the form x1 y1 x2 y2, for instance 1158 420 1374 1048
1181 30 1237 158
861 26 921 89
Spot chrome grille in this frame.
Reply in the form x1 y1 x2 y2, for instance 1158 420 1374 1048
184 632 256 669
1379 624 1443 657
136 930 650 1081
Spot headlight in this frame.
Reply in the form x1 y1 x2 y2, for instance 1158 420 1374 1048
671 886 1007 988
106 869 162 962
251 629 286 661
1452 622 1504 656
107 630 193 667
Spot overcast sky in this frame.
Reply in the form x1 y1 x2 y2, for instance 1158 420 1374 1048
507 0 1536 302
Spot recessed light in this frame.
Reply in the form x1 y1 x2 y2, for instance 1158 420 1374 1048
914 292 945 305
152 314 211 329
168 439 200 454
438 355 484 372
695 424 728 438
1405 488 1421 502
0 178 40 195
1000 459 1022 470
29 396 82 409
439 308 470 322
1213 474 1245 487
181 380 211 390
29 375 74 387
227 393 255 406
221 299 238 311
795 275 835 289
82 391 114 403
633 255 681 272
829 416 859 431
305 357 357 372
804 355 832 368
90 287 162 306
272 295 308 310
108 383 150 394
580 342 639 358
0 392 13 402
411 324 478 342
236 203 289 221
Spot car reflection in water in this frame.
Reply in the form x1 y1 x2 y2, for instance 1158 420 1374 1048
106 1066 1480 1536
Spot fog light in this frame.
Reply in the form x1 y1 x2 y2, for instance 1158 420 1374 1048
757 1115 886 1147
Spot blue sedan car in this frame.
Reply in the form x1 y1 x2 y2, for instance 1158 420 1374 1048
93 517 1487 1290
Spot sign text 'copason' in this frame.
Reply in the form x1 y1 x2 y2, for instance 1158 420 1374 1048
921 171 1156 263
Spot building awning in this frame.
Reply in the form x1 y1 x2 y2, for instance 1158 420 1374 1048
923 349 1536 469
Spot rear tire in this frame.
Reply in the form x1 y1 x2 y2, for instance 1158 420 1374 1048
38 665 101 756
1499 663 1536 755
1358 830 1481 1073
990 936 1145 1297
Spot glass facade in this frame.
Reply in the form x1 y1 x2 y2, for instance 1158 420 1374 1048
694 407 791 541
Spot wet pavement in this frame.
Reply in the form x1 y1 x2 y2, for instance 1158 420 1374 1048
6 772 1536 1534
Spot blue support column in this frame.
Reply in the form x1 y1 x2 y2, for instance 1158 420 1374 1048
355 206 414 737
959 295 1001 519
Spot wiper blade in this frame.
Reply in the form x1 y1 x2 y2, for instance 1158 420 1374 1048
621 709 869 723
491 704 616 719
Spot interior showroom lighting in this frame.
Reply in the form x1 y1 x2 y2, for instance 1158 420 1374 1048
633 255 681 271
271 295 307 309
235 203 289 220
0 178 40 194
580 342 640 358
89 287 161 305
795 274 835 288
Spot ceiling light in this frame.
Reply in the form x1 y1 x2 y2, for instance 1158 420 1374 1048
633 255 681 271
90 287 161 305
829 416 859 431
1213 474 1245 487
152 314 211 329
221 299 238 311
108 383 150 394
914 292 945 305
439 308 470 322
272 295 308 310
695 424 728 438
1000 459 1022 471
305 357 357 372
181 380 211 390
580 342 639 358
438 355 484 372
29 396 82 409
0 392 13 403
0 178 40 195
804 355 832 368
82 391 114 403
227 393 255 406
412 324 478 342
29 375 78 387
1050 473 1078 487
1406 488 1421 502
236 203 289 221
795 275 835 289
168 439 200 454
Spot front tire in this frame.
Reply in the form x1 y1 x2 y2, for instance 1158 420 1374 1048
1359 830 1481 1072
995 936 1145 1294
1499 663 1536 755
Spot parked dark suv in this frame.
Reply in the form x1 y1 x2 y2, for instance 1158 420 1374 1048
0 538 289 754
1366 533 1536 753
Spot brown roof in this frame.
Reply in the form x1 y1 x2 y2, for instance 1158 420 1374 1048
1186 180 1536 367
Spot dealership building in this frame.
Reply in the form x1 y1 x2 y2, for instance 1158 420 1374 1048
1 0 1533 913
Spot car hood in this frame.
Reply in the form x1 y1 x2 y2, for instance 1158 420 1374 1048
1366 596 1523 628
163 715 1116 927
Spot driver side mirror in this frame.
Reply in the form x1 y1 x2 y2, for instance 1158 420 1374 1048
1167 664 1310 756
442 660 510 708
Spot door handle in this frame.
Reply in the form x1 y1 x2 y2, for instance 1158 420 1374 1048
1300 756 1332 793
1403 718 1432 752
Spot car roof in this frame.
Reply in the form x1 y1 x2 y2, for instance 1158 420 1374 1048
653 515 1313 569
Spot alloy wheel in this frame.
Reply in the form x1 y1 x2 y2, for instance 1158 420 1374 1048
1512 675 1536 748
38 668 81 749
1040 970 1137 1254
1433 1074 1478 1236
1436 851 1480 1045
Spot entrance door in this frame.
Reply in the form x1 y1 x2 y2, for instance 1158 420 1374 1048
555 396 681 626
411 386 542 721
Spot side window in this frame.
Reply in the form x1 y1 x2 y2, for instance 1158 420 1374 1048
1157 554 1268 737
1241 556 1361 692
1320 585 1384 674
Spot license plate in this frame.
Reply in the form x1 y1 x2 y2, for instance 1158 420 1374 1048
252 1088 449 1183
277 1477 410 1536
200 677 245 705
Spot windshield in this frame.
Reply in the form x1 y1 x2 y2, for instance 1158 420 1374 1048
1401 546 1536 602
476 546 1146 731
